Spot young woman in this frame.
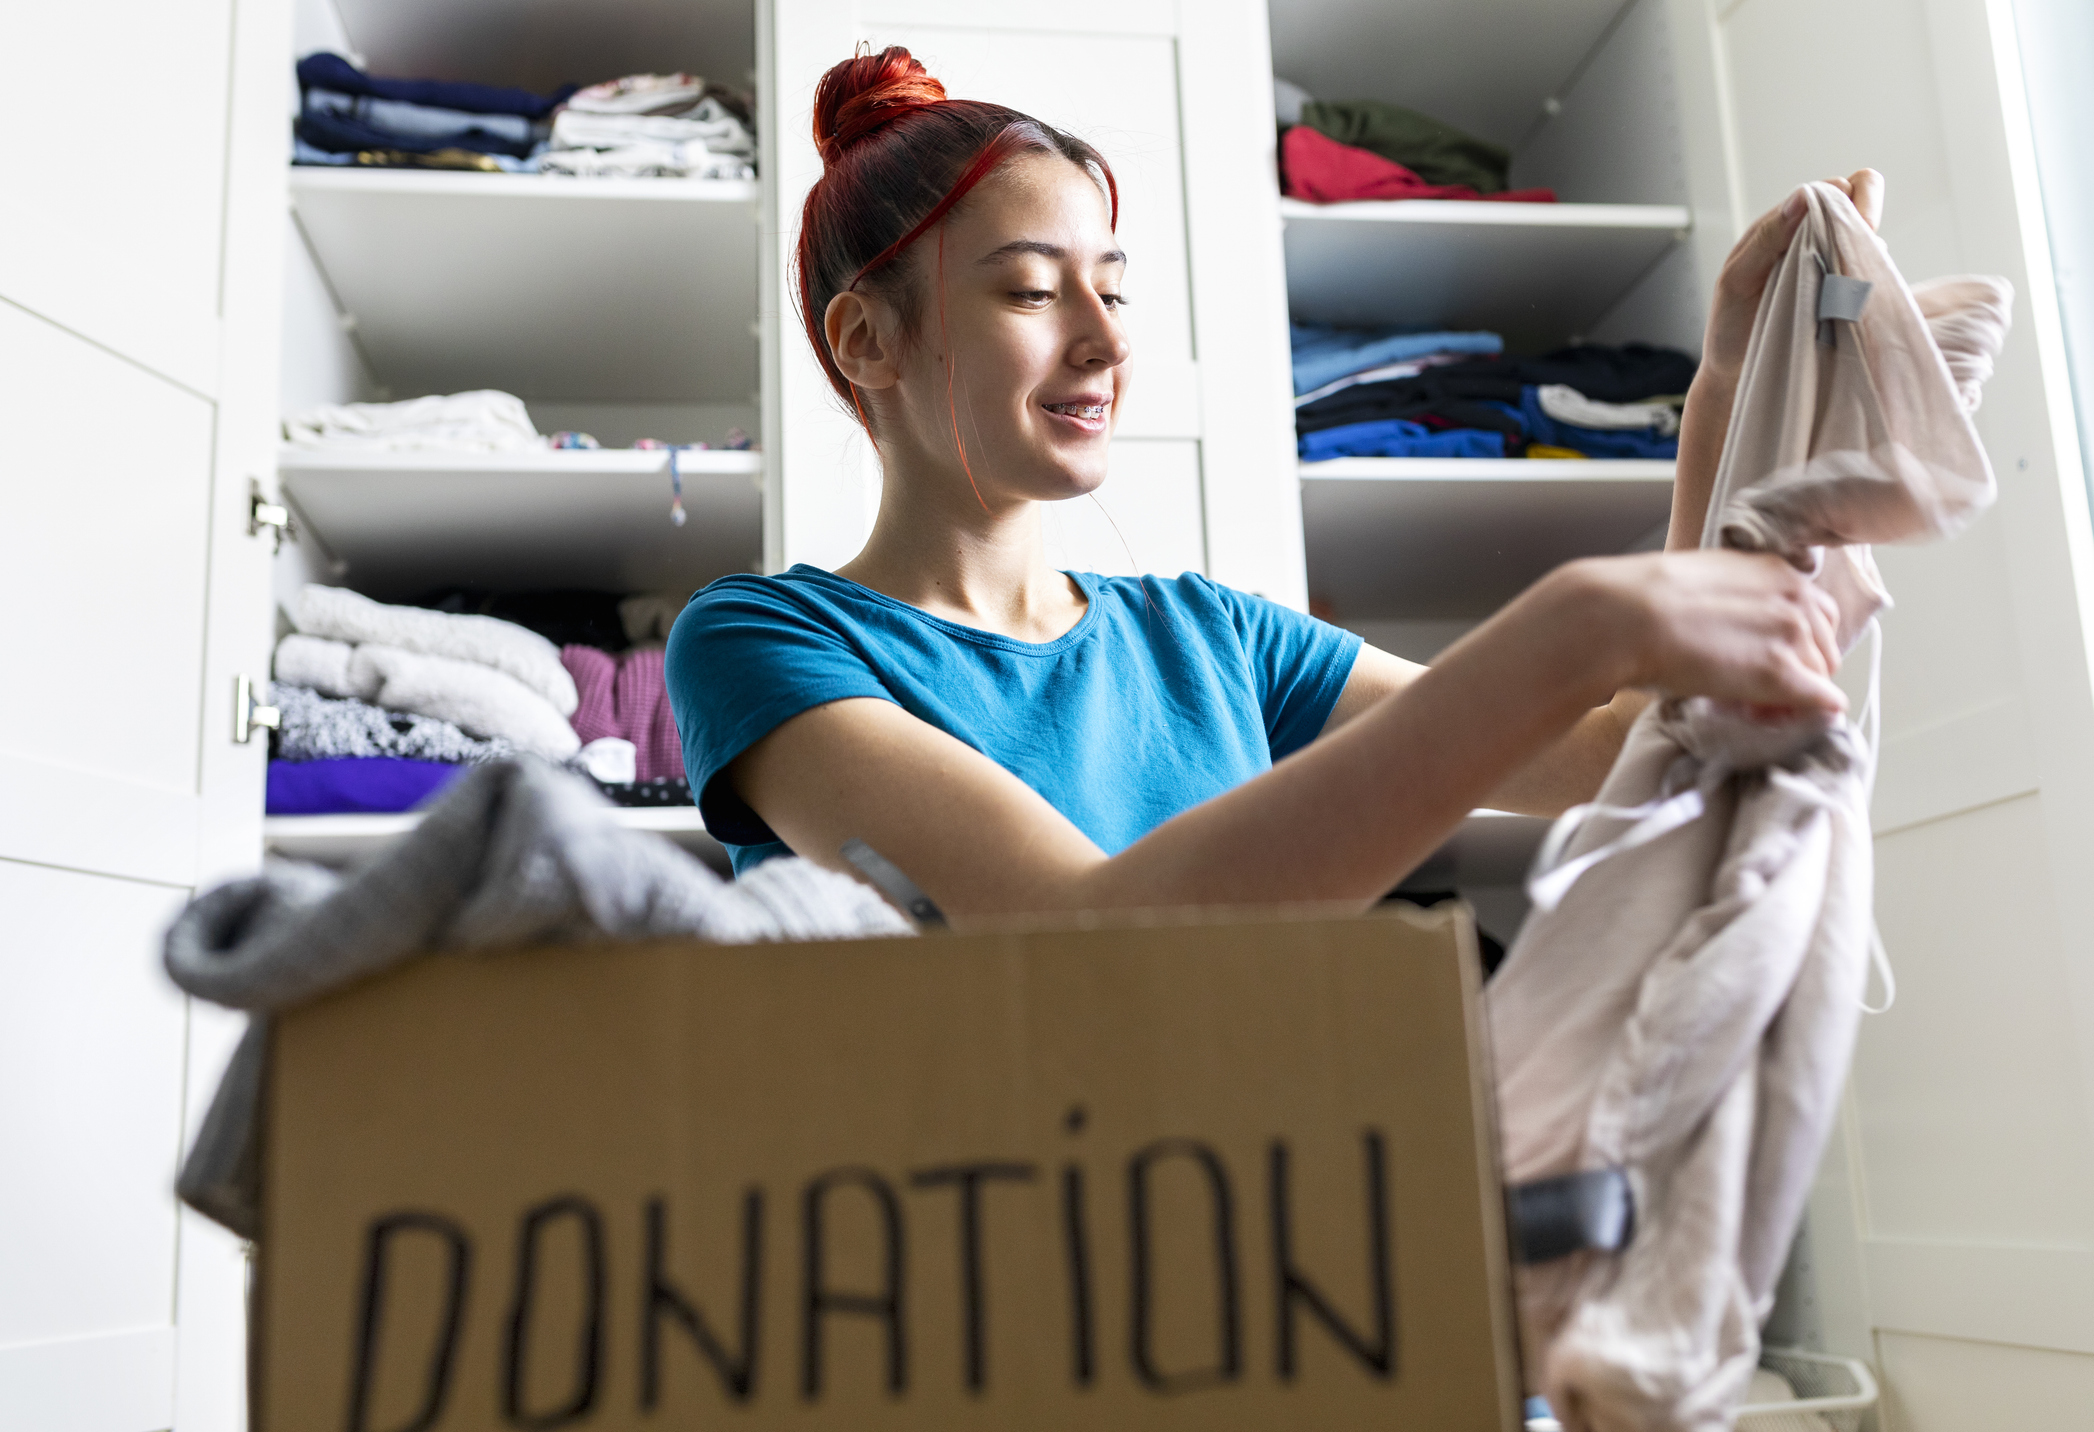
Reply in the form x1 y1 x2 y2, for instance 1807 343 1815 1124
667 46 1880 920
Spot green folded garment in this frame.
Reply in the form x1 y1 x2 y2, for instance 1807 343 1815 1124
1298 99 1511 194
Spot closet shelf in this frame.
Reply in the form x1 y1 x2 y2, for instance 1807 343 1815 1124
1300 458 1675 619
263 807 726 869
288 168 760 404
1279 198 1690 350
279 447 763 599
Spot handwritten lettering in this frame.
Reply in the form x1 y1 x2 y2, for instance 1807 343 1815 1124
339 1128 1401 1419
642 1190 761 1405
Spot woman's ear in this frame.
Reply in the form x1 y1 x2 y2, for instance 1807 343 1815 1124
825 291 901 391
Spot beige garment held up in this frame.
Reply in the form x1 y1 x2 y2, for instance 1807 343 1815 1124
1487 182 2010 1432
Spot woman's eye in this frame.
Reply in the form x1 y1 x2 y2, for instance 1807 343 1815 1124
1100 292 1128 310
1014 289 1055 304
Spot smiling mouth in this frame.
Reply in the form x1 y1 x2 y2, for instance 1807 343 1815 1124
1044 401 1109 420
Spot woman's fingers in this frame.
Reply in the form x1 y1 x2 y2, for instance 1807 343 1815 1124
1598 550 1848 715
1726 189 1809 298
1701 186 1813 379
1701 168 1885 380
1820 170 1885 229
1762 580 1846 715
1849 168 1885 229
1801 582 1841 675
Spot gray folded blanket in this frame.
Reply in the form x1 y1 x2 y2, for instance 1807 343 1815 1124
165 760 910 1237
272 682 518 765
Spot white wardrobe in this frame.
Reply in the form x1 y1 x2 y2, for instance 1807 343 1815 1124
3 0 2091 1428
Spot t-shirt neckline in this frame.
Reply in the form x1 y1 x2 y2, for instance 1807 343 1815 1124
782 563 1102 655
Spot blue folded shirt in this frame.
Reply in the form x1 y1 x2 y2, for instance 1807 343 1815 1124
1289 324 1503 395
296 103 539 159
1299 419 1506 462
306 87 537 147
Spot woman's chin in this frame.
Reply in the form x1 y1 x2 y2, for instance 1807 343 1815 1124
988 443 1108 504
1026 464 1110 504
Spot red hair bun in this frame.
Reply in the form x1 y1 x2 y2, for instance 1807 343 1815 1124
812 45 947 164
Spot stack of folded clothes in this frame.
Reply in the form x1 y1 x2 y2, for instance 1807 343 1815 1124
1277 91 1555 205
266 684 511 814
541 73 755 179
422 588 701 807
267 585 581 815
292 52 570 172
266 585 709 816
290 53 756 178
1293 333 1695 462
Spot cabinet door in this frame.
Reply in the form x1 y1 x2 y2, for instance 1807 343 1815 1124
763 0 1304 603
0 0 286 1425
1713 0 2094 1420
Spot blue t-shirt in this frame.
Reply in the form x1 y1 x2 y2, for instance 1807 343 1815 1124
665 565 1363 874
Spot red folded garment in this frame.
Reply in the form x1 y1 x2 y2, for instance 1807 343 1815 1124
1282 126 1556 205
561 645 685 782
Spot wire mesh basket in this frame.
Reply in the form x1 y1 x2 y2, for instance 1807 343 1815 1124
1522 1349 1879 1432
1736 1348 1879 1432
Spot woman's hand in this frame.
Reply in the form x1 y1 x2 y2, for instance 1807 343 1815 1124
1667 169 1885 549
1564 549 1847 717
1700 169 1885 386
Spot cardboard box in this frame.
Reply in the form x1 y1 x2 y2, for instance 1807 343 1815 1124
261 905 1520 1429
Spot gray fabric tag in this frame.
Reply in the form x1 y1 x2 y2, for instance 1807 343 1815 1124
1817 272 1874 345
1818 272 1874 322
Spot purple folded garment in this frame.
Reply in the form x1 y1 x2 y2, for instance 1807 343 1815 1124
266 758 469 816
562 644 685 782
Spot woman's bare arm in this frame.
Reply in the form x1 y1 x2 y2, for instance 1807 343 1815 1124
732 551 1841 921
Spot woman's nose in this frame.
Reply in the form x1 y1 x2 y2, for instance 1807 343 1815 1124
1073 297 1131 368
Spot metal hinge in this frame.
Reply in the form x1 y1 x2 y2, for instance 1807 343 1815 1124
234 674 280 745
248 478 296 553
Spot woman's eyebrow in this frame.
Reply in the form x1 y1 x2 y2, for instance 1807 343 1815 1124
977 239 1127 266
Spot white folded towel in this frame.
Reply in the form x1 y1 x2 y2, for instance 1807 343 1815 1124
293 585 578 716
273 634 365 700
347 646 580 760
283 389 543 454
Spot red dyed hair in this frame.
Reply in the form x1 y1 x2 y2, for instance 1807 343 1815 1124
793 46 1119 427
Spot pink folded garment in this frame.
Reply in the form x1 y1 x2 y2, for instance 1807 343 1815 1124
1282 125 1556 204
561 645 685 782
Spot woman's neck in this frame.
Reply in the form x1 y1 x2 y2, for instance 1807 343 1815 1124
832 460 1089 644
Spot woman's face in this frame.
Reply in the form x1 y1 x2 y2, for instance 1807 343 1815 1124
853 150 1133 507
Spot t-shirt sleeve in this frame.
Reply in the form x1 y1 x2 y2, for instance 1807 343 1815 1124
665 580 897 845
1204 578 1363 760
